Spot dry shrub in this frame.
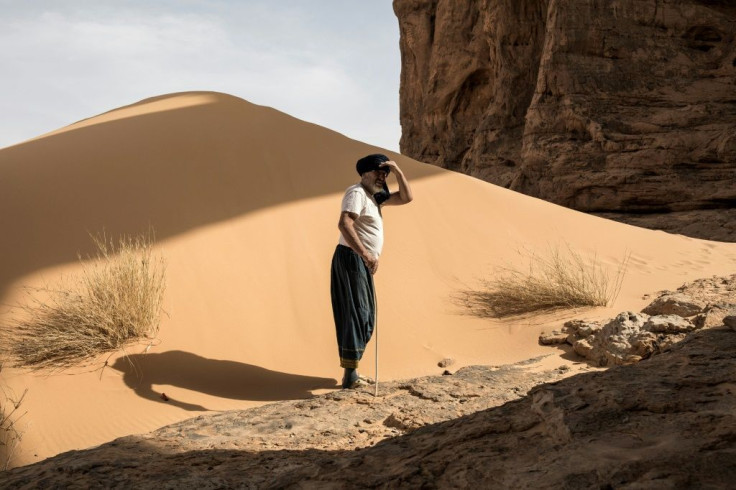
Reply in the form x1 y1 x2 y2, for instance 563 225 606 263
2 233 166 370
466 246 628 318
0 373 26 471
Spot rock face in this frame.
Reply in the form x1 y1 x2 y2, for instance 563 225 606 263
394 0 736 241
2 330 735 488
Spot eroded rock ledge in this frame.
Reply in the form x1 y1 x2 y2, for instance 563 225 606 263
3 328 736 488
394 0 736 241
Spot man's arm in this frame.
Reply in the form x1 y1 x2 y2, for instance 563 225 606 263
380 161 413 206
338 211 379 274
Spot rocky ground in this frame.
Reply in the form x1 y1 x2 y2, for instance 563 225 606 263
2 276 735 488
0 356 586 488
1 329 734 489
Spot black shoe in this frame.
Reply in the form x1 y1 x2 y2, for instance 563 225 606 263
341 369 359 389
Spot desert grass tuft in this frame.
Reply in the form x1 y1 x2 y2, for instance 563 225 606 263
464 245 629 318
0 368 26 471
2 233 166 371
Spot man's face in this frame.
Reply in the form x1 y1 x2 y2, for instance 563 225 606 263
362 169 388 193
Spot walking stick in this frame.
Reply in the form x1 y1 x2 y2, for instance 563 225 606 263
374 319 379 397
374 290 379 397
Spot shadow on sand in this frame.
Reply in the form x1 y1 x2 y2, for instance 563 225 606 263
110 350 338 411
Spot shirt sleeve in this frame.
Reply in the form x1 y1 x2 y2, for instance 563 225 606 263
341 188 365 216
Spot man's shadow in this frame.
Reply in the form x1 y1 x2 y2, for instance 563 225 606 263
110 350 338 411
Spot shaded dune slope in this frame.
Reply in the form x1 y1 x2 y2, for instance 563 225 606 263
0 92 442 299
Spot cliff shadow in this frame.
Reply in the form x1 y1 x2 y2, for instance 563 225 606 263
0 92 445 300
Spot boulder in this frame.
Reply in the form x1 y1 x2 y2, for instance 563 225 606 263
644 315 697 334
588 311 653 366
694 304 736 329
563 319 602 345
438 358 456 368
641 293 706 317
569 312 694 366
539 331 568 346
572 337 595 360
676 275 736 306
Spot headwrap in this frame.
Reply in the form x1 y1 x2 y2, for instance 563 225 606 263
356 154 391 176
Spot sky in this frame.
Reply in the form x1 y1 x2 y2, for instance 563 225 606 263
0 1 401 151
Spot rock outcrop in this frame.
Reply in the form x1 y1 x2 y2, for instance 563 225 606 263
394 0 736 241
549 311 697 366
541 273 736 365
2 329 735 488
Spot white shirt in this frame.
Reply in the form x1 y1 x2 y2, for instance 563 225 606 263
338 183 384 257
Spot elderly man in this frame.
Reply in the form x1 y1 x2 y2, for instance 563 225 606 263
330 154 413 389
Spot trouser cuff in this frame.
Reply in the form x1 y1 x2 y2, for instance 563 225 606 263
340 358 359 369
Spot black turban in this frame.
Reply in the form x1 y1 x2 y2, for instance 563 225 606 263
356 154 390 176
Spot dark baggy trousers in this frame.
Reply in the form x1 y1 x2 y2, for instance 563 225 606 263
330 244 376 369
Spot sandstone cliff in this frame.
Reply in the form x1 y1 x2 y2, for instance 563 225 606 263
394 0 736 241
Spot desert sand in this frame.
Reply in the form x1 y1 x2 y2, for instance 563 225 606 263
1 92 735 468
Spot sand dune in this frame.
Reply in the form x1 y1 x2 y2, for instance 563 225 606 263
1 92 735 468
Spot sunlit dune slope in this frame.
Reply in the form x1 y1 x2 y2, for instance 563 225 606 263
1 91 735 468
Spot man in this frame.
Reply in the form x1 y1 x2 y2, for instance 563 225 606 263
330 154 413 389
